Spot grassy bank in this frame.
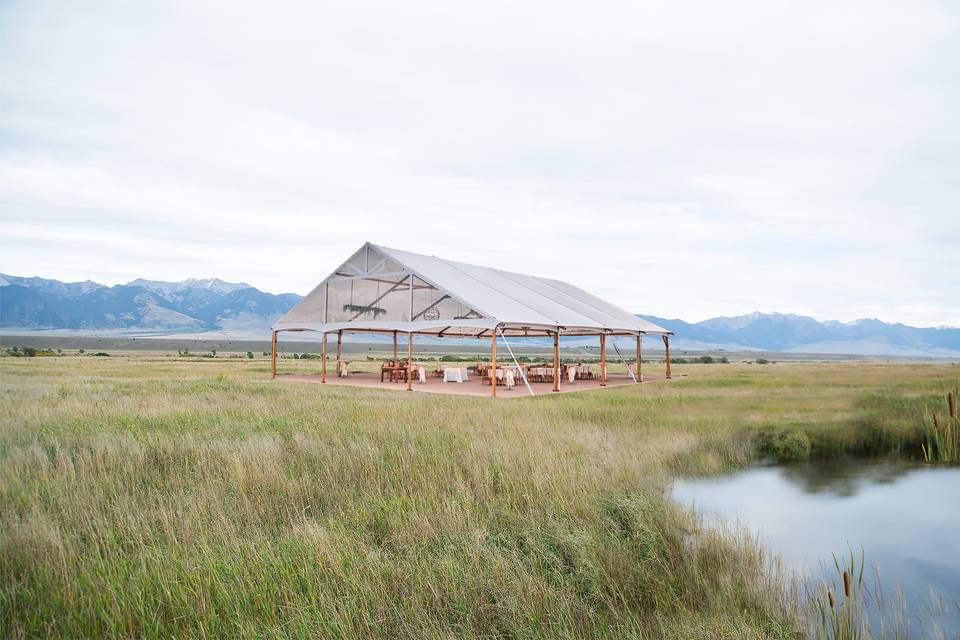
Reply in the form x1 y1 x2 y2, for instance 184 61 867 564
1 356 956 638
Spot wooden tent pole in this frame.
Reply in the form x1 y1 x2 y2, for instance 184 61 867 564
663 335 671 379
271 330 277 379
336 331 342 372
490 331 497 398
636 335 642 383
552 331 559 392
600 334 606 386
321 333 327 384
393 331 397 361
406 332 413 391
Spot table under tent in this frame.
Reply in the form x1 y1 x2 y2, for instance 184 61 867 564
271 242 673 397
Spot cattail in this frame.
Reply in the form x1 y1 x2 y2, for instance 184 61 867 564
828 591 835 609
933 413 940 431
949 391 957 419
843 571 851 599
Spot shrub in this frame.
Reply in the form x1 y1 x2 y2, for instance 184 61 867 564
439 355 475 362
246 351 254 359
92 352 110 357
755 429 812 461
697 355 714 364
756 358 769 365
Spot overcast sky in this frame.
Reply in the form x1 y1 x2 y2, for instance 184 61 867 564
2 1 958 326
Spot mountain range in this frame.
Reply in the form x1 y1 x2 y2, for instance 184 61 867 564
638 313 960 357
0 274 299 335
1 273 957 357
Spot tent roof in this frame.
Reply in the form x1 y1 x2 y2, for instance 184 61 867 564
273 242 670 337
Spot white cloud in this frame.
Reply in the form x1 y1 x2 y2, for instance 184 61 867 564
1 0 958 326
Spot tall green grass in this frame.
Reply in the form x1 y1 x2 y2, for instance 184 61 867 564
1 357 956 638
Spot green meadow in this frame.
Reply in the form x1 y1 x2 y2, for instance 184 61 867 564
1 355 957 638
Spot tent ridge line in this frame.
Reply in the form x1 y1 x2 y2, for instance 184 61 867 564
429 253 564 327
521 271 631 332
491 267 616 331
537 276 670 335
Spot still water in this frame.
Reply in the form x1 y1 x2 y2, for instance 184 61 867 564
671 459 960 633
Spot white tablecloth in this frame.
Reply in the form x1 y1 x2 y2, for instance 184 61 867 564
443 367 469 383
494 367 519 388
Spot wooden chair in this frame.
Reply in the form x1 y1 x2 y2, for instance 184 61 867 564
380 361 394 382
481 370 503 386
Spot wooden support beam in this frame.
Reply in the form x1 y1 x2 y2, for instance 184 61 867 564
600 334 607 386
336 331 342 372
552 331 559 392
321 333 327 383
636 335 642 383
663 335 671 379
406 332 413 391
491 332 497 398
393 331 397 361
271 330 278 379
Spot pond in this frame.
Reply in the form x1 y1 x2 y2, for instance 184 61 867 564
671 459 960 635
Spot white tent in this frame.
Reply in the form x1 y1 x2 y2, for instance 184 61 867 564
274 242 670 337
271 242 673 393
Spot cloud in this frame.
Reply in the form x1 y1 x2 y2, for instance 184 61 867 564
1 0 958 326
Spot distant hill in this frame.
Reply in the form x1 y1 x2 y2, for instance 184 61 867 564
0 274 300 335
2 274 958 356
639 312 960 358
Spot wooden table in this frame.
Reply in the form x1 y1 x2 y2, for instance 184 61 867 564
381 365 407 383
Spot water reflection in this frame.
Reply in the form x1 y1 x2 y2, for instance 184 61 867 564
671 459 960 634
774 458 915 497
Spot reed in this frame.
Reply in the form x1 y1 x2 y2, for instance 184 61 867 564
922 390 959 463
812 550 868 640
805 550 945 640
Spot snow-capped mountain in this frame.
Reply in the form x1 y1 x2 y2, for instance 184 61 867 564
126 278 253 296
0 274 298 334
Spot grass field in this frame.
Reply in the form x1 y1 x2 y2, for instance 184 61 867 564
1 355 957 638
